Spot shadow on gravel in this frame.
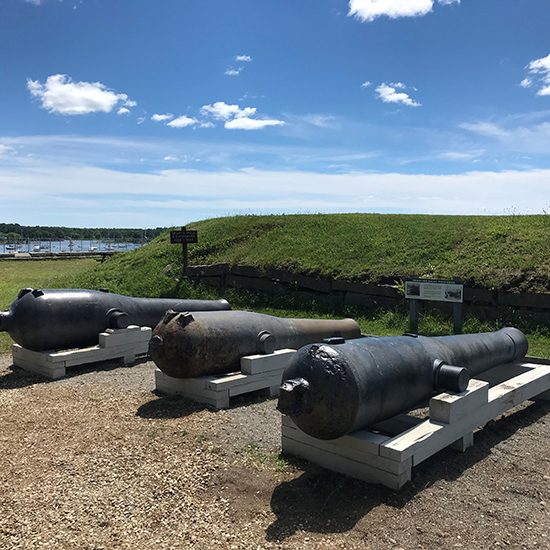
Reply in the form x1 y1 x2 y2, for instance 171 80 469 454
266 399 550 542
136 393 212 419
266 465 393 541
0 357 149 390
0 366 46 390
136 389 273 420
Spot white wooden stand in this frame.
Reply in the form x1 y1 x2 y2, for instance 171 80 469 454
281 358 550 490
155 348 296 409
12 325 152 380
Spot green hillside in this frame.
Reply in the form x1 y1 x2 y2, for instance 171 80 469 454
71 213 550 294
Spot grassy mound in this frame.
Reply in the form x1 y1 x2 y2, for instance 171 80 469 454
59 213 550 294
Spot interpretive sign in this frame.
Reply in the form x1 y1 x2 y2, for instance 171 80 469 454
170 229 198 245
405 278 463 303
170 227 197 271
406 277 464 334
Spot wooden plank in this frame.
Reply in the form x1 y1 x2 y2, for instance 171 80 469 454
47 346 101 361
283 418 395 470
62 343 148 367
487 364 550 413
155 369 212 392
12 355 66 380
99 326 152 348
282 434 411 490
228 372 285 397
240 349 296 375
429 379 489 424
206 370 283 391
475 363 534 387
380 364 550 464
154 371 230 407
370 414 425 435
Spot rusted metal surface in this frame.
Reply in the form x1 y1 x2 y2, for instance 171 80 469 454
278 327 529 440
0 288 231 352
148 310 361 378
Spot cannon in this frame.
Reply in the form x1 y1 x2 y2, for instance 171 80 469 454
148 310 361 378
0 288 231 351
277 328 528 440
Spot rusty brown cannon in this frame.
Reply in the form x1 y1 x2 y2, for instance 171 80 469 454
0 288 231 352
148 310 362 378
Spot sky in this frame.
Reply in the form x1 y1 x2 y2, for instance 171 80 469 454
1 0 550 229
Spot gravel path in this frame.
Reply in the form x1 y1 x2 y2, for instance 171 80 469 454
1 352 549 550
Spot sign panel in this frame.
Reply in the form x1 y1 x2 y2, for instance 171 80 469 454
170 230 198 244
405 278 463 303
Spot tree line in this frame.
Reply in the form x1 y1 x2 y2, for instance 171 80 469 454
0 223 167 241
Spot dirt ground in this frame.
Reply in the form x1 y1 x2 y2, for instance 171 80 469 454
0 352 549 550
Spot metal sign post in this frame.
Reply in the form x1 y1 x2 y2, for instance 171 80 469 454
405 277 464 334
170 227 198 273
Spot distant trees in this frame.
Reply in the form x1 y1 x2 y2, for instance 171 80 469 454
0 223 166 241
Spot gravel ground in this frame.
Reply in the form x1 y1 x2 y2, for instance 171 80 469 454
0 352 549 550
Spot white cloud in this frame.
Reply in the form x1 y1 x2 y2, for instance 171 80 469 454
301 114 339 129
459 117 550 154
23 0 42 4
523 53 550 96
199 102 284 130
137 117 145 125
164 156 179 161
151 113 174 122
459 121 509 139
349 0 459 22
117 107 130 115
0 145 13 157
225 117 285 130
376 83 420 107
361 81 371 88
225 67 243 76
438 150 485 161
167 115 200 128
2 158 549 228
27 74 133 115
236 55 252 62
200 102 256 120
520 78 533 89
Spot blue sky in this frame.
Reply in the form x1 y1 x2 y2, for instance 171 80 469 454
1 0 550 228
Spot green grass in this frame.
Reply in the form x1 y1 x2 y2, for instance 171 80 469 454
184 213 550 292
2 213 550 356
240 441 289 472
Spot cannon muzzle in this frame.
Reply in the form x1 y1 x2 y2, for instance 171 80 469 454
0 288 231 351
148 310 362 378
278 328 528 440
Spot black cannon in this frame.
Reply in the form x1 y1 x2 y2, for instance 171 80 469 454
278 328 528 440
148 310 362 378
0 288 231 351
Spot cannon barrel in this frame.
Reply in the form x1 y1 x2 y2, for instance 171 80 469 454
277 328 528 440
148 310 362 378
0 288 231 351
